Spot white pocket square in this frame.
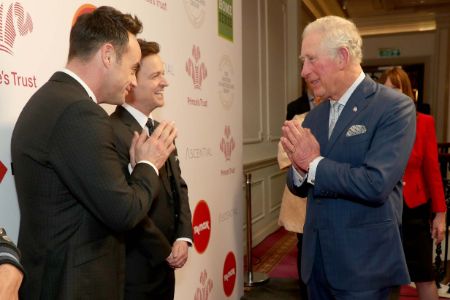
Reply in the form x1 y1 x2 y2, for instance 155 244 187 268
346 125 367 137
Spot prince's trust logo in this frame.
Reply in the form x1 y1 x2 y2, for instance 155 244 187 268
186 45 208 89
194 269 213 300
219 125 235 161
0 1 33 55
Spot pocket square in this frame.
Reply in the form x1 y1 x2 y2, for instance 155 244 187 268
346 125 367 137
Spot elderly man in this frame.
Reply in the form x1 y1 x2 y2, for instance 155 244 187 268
281 16 416 300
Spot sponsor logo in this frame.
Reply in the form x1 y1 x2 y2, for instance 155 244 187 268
71 4 96 27
0 1 33 55
143 0 168 11
220 125 235 161
218 207 237 223
218 0 233 41
186 45 207 90
183 0 206 28
185 146 212 160
192 200 211 254
222 251 237 297
0 69 36 88
0 161 6 183
218 55 234 110
194 269 214 300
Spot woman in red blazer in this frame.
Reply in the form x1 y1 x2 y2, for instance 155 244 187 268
380 67 446 300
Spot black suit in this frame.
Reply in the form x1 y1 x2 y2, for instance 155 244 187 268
286 94 311 120
11 72 159 300
110 106 193 300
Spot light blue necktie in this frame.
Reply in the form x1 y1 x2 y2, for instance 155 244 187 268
329 102 343 138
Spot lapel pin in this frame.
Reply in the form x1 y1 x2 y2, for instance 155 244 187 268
353 106 357 112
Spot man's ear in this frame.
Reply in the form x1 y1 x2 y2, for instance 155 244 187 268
100 43 115 68
336 47 350 70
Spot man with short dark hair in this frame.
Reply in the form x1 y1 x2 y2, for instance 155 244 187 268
11 6 176 299
110 39 193 300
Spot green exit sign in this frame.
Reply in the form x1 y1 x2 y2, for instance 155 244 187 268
379 48 401 57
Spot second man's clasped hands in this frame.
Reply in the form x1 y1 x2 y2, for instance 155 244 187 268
281 119 320 173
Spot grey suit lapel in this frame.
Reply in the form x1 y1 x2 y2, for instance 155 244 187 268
325 76 376 155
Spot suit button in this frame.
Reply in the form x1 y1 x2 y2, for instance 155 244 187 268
402 181 406 186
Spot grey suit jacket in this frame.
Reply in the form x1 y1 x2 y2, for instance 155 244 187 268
288 76 416 290
109 106 193 268
11 72 158 300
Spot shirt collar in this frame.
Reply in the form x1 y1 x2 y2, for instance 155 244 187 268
122 103 152 129
330 71 365 107
61 68 97 103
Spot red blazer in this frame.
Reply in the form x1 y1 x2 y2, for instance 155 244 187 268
403 113 446 212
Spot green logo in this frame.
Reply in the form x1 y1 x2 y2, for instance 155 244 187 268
218 0 233 42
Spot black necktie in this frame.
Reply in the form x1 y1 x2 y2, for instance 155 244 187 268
146 118 154 134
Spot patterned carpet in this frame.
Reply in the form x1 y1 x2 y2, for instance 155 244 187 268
243 227 450 300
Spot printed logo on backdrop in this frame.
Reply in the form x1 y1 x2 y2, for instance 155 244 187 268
185 146 212 160
0 161 7 184
0 1 37 89
72 4 96 26
184 0 206 28
192 200 211 254
220 125 235 176
143 0 167 11
222 251 236 297
194 269 213 300
218 0 233 42
186 45 208 107
218 55 234 110
0 1 33 55
219 207 237 224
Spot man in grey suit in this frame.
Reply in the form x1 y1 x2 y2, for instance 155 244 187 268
110 39 193 300
281 16 416 299
11 6 176 300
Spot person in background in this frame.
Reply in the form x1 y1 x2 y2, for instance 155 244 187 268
277 83 320 300
110 39 193 300
0 228 24 300
380 67 446 300
286 80 316 120
11 6 177 299
282 15 416 299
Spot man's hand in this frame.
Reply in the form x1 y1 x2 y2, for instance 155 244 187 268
132 121 177 169
0 263 23 300
166 240 189 269
281 120 320 172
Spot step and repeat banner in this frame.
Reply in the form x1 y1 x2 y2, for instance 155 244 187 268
0 0 243 299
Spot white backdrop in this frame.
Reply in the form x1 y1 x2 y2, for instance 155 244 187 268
0 1 243 299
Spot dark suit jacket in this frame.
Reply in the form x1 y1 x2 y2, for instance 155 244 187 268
403 113 446 212
288 76 416 290
11 72 159 300
109 106 192 275
286 94 311 120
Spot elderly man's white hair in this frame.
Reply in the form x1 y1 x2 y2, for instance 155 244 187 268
303 16 363 64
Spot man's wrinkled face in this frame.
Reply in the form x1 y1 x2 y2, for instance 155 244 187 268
300 33 340 100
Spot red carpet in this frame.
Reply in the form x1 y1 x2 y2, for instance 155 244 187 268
248 227 448 299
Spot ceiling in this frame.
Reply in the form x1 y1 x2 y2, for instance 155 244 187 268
303 0 450 36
